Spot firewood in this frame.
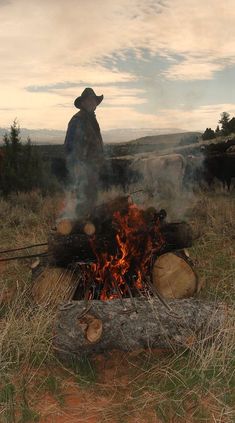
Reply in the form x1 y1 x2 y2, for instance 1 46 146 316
152 252 198 299
48 221 193 267
56 219 75 235
31 266 79 307
48 231 117 266
53 298 227 360
160 222 193 251
93 195 133 222
83 221 96 236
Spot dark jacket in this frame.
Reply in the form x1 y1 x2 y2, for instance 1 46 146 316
64 109 104 165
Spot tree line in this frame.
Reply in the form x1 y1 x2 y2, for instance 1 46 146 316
0 119 59 195
202 112 235 141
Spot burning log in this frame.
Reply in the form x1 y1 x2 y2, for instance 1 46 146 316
48 232 116 265
92 195 133 223
33 198 196 309
53 298 227 360
48 221 193 267
46 199 195 304
160 222 193 252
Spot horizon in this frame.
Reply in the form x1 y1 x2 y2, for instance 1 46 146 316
1 1 235 134
0 125 202 145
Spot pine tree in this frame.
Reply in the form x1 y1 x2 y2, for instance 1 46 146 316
202 128 215 141
219 112 230 135
0 120 45 195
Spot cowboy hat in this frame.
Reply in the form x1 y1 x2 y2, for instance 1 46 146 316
74 87 104 109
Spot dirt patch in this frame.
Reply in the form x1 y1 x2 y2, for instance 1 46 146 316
38 385 116 423
36 351 166 423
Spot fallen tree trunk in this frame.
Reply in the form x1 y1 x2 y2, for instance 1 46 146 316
53 298 227 361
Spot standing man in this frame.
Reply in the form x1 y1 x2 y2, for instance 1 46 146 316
64 87 104 217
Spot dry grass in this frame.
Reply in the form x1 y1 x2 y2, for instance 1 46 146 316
0 190 234 422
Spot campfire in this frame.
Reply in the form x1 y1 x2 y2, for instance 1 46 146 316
75 202 165 301
43 195 195 306
30 194 226 359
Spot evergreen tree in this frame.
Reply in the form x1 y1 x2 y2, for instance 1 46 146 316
0 120 46 195
202 128 215 141
219 112 230 135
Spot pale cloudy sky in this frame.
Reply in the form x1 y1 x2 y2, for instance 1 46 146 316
1 0 235 132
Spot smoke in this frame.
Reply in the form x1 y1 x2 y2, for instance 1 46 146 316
127 151 205 221
57 156 96 222
57 154 127 224
58 143 207 226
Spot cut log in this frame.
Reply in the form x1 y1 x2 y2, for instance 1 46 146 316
152 252 198 299
53 298 227 360
31 267 79 307
48 221 193 267
83 221 96 236
56 219 75 236
56 196 133 236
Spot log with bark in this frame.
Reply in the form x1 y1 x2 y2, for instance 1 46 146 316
48 221 193 267
53 298 227 361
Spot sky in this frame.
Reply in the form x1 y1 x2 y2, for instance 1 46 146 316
1 0 235 134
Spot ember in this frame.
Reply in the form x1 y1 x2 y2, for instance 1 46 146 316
89 203 165 300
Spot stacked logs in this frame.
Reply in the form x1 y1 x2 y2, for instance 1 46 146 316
30 195 228 359
32 196 197 306
48 196 193 266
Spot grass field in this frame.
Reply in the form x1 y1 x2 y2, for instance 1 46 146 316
0 190 234 423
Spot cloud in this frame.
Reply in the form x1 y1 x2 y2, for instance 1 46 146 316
1 0 235 85
26 82 81 93
155 103 235 131
162 58 228 81
105 96 147 106
98 102 235 132
0 0 235 130
25 68 136 94
0 0 11 6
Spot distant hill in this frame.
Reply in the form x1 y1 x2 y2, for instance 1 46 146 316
101 127 186 144
0 126 187 145
28 131 201 161
129 132 200 146
105 132 201 156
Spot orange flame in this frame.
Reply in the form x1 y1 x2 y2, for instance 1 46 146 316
89 203 165 300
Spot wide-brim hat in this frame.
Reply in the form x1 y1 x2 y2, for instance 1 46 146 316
74 87 103 109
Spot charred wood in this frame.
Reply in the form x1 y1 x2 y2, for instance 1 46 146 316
48 221 193 267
